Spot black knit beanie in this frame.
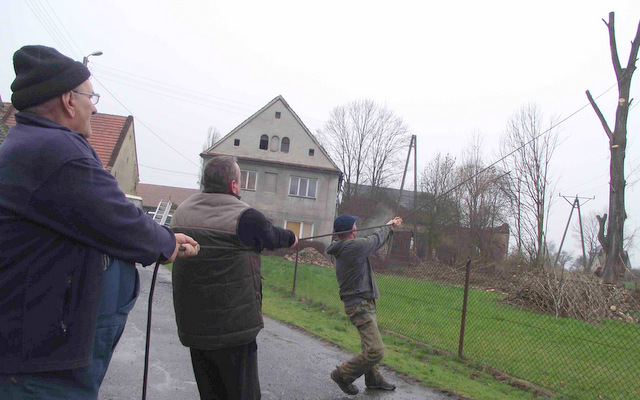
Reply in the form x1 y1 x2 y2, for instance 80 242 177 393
11 45 91 111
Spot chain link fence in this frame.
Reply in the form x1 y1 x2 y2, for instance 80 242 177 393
266 238 640 400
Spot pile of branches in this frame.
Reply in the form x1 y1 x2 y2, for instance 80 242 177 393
284 247 335 268
502 271 640 324
374 256 520 295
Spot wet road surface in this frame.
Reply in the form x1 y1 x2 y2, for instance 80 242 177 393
99 264 459 400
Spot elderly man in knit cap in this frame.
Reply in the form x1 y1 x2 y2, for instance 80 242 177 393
0 45 200 399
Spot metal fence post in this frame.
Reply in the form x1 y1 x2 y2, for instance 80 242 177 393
292 244 300 296
458 257 472 358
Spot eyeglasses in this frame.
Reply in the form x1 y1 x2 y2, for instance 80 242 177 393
72 90 100 105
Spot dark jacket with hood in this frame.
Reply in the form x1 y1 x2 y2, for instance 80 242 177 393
0 112 176 373
326 226 393 306
171 192 294 350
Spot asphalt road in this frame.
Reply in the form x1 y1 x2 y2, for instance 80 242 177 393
99 264 458 400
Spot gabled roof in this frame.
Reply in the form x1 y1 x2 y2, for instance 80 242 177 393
1 102 132 171
203 95 341 172
136 183 199 209
88 114 133 171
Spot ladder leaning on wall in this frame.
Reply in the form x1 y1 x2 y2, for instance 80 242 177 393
152 199 172 226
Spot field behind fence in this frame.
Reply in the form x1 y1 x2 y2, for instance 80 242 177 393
261 251 640 400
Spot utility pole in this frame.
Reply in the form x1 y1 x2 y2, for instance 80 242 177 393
517 177 521 259
413 135 418 256
388 135 416 263
395 135 416 214
553 194 595 277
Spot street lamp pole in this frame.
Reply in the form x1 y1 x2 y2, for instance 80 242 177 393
82 50 103 66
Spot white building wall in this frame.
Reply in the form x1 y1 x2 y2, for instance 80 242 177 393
212 99 335 170
236 160 339 247
110 125 138 195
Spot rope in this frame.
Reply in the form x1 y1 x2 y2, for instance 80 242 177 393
142 258 162 400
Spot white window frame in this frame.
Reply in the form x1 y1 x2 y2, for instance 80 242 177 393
288 176 317 198
284 220 315 239
241 170 258 191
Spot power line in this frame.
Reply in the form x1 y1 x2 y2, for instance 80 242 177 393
94 76 255 118
92 76 200 168
139 164 199 177
24 0 75 57
91 64 262 110
404 83 618 220
89 63 329 125
41 0 85 57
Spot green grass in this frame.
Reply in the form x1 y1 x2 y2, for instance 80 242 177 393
261 256 640 400
262 278 537 399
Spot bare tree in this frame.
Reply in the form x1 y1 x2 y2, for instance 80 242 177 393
203 126 221 152
366 106 410 196
572 211 603 273
417 153 460 259
457 135 511 259
501 104 559 267
317 99 409 201
585 12 640 283
199 126 221 184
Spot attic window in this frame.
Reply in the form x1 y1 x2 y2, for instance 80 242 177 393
281 137 290 153
259 134 269 150
308 149 315 156
275 112 281 119
234 139 240 146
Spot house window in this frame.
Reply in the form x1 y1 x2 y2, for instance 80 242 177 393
289 177 317 198
264 172 277 192
270 135 279 152
259 135 268 150
308 149 315 156
281 137 290 153
285 220 314 239
241 170 257 191
275 111 281 119
234 139 240 146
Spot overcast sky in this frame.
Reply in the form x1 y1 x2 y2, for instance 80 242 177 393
2 0 639 266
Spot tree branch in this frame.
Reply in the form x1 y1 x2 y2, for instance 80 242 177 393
596 213 607 252
585 90 612 140
605 13 623 80
624 18 640 71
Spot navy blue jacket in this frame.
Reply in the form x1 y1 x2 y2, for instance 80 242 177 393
0 112 176 373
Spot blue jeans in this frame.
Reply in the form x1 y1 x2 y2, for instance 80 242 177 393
0 259 139 400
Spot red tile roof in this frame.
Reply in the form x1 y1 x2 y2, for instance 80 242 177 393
136 183 199 209
1 102 132 171
87 113 133 171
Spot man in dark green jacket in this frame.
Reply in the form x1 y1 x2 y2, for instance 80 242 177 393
326 214 402 395
171 156 298 400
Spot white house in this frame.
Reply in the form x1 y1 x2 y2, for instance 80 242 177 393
202 95 342 246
